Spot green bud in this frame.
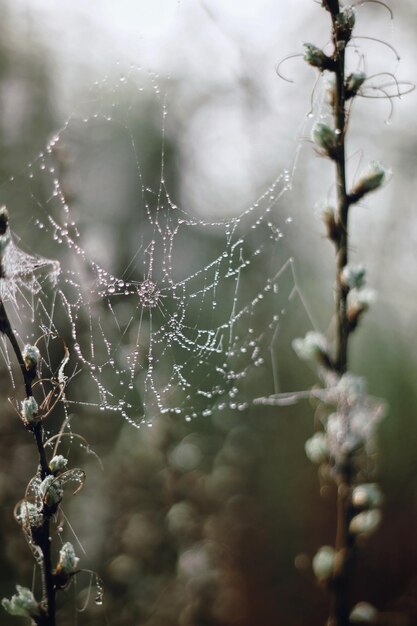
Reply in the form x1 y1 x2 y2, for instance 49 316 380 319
49 455 68 474
17 501 43 528
311 122 338 158
40 475 63 507
303 43 334 71
312 546 335 580
305 432 329 465
21 396 39 424
2 585 40 618
22 344 41 379
351 162 390 201
56 542 79 575
346 72 366 97
340 264 366 290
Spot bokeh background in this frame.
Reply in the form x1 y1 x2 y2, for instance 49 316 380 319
0 1 417 625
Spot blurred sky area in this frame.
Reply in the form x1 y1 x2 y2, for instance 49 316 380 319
2 0 416 353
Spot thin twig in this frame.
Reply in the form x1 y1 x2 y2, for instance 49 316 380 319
0 214 56 625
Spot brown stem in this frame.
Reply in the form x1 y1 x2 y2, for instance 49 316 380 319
327 4 355 626
0 296 56 625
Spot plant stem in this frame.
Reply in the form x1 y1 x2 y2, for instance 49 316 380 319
327 4 354 626
0 296 56 625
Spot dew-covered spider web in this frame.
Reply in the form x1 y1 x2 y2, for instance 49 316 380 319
0 68 311 428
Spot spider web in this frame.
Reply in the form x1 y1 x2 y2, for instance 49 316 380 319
0 68 307 428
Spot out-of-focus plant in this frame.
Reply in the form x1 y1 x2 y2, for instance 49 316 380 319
291 2 411 625
0 207 91 626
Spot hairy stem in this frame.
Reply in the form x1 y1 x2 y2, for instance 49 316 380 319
0 296 56 626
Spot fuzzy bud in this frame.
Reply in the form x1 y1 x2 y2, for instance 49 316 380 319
312 546 335 581
350 602 378 623
21 396 39 424
22 344 41 380
40 475 63 508
292 331 329 367
17 501 43 528
49 455 68 474
350 162 390 202
346 72 366 98
312 122 338 158
334 373 366 405
305 432 329 465
56 542 79 576
2 585 40 618
303 43 335 72
352 483 383 509
347 288 376 329
340 264 366 290
349 510 381 536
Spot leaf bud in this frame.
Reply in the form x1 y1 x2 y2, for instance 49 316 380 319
22 344 41 380
350 602 378 624
311 122 338 158
303 43 335 72
312 546 335 581
49 454 68 474
340 264 366 290
350 162 390 203
1 585 40 618
292 331 330 368
352 483 383 509
56 542 79 576
21 396 39 424
305 432 329 465
347 288 376 329
346 72 366 98
349 509 381 535
16 501 43 528
40 475 63 508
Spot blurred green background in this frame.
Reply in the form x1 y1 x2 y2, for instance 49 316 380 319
0 1 417 625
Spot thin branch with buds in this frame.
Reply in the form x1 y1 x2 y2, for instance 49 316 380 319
293 2 400 625
0 208 84 626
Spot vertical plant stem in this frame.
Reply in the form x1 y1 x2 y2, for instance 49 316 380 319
327 4 353 626
0 296 56 626
334 52 349 376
